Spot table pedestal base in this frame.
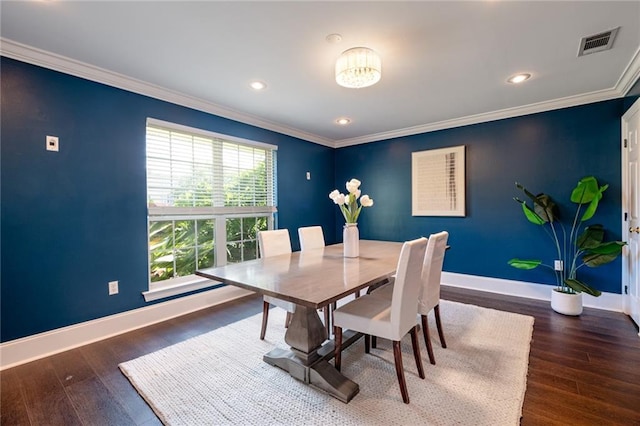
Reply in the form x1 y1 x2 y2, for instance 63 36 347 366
263 348 359 403
263 305 362 403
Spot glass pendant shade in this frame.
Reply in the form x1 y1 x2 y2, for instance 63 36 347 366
335 47 382 89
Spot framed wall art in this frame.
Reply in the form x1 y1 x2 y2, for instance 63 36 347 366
412 145 465 216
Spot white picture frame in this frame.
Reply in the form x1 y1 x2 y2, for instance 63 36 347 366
412 145 466 216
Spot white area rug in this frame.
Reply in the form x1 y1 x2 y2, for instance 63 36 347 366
120 300 534 425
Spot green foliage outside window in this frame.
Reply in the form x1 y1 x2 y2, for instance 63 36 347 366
226 217 267 264
149 160 270 283
149 219 216 282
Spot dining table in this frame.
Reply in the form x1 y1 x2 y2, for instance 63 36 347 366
195 239 403 403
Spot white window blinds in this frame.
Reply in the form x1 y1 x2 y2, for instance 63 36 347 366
146 119 277 216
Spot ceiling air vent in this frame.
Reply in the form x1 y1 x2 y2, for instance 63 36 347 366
578 27 619 57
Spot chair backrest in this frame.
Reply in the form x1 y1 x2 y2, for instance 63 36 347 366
418 231 449 314
258 229 292 258
390 237 428 339
298 226 325 251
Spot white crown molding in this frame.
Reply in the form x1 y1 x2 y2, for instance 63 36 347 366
617 46 640 95
0 38 335 148
334 87 623 148
2 38 638 150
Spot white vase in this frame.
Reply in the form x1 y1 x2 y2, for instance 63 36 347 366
550 289 583 316
343 223 359 258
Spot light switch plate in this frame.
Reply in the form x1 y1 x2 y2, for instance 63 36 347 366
108 280 119 295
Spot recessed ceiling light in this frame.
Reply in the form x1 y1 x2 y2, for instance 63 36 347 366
507 73 531 84
336 117 351 125
249 81 267 90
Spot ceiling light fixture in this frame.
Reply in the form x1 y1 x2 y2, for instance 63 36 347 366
336 117 351 125
249 81 267 90
335 47 382 89
507 73 531 84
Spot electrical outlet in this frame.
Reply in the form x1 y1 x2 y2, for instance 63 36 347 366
306 171 311 180
554 260 563 271
46 135 59 152
108 280 119 295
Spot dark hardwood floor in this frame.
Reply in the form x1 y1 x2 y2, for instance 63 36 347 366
2 287 639 425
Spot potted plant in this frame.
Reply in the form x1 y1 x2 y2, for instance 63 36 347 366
508 176 626 315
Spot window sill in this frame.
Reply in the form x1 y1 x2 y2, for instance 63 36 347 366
143 277 223 302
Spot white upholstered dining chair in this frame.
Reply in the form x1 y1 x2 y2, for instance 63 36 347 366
258 229 297 340
369 231 449 365
333 237 428 404
297 226 325 251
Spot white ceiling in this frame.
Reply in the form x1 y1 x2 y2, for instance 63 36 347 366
1 1 639 148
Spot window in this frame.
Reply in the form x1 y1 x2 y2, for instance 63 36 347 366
145 118 276 298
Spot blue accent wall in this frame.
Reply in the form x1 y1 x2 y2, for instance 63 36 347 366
334 100 627 295
1 57 335 342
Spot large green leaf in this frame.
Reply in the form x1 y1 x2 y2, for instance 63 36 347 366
515 199 546 225
580 195 599 222
577 225 604 249
587 240 627 255
564 278 602 297
570 176 600 204
569 176 608 221
516 183 557 223
580 186 607 221
533 194 557 223
508 258 542 269
583 242 626 267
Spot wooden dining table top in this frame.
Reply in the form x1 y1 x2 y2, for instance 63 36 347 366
196 240 403 310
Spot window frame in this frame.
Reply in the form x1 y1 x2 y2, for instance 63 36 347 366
143 118 277 301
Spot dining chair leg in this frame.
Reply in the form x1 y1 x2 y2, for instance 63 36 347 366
410 326 426 379
323 306 331 336
364 334 370 354
334 327 343 371
260 301 270 340
421 314 436 365
434 305 447 348
285 311 292 328
392 340 410 404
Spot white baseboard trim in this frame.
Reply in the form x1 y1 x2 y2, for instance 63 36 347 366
0 286 253 371
442 272 623 312
1 272 624 370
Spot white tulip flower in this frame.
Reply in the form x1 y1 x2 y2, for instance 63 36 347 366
360 195 374 207
345 178 361 194
329 189 340 201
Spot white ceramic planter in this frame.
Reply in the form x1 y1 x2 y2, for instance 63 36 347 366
551 289 583 316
